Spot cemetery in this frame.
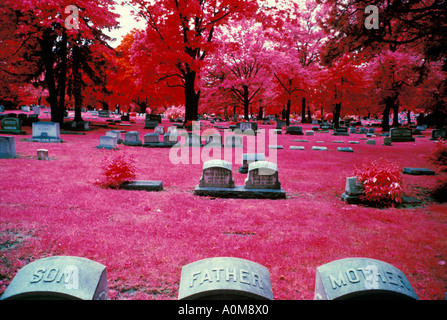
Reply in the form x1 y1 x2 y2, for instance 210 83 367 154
0 0 446 305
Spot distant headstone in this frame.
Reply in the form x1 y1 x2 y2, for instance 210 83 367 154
333 127 349 136
98 110 109 118
337 147 353 153
236 122 258 135
199 160 234 188
21 105 30 112
342 176 364 204
430 129 447 141
0 117 26 135
163 132 178 145
383 137 392 146
178 257 274 300
239 153 266 174
359 127 367 134
268 145 283 149
204 134 223 147
120 180 163 191
366 139 376 145
106 130 122 144
314 258 419 300
123 131 142 146
348 141 359 144
97 135 117 150
29 122 63 143
33 105 40 115
0 256 108 300
143 133 160 145
286 126 303 135
312 146 327 151
0 136 16 159
290 146 305 150
245 161 281 190
144 120 158 129
154 126 165 135
402 168 435 176
390 128 415 142
225 135 243 148
305 130 315 136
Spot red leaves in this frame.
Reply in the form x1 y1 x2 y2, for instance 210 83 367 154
427 139 447 172
354 157 403 206
95 151 137 189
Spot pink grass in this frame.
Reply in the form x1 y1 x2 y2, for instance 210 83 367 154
0 115 446 299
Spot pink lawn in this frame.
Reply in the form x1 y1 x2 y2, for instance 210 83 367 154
0 114 446 300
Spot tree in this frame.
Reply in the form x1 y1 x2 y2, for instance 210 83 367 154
128 0 259 123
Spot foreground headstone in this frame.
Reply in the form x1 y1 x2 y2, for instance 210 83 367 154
314 258 419 300
0 136 16 159
1 256 108 300
29 122 63 143
342 177 365 204
97 135 117 150
178 257 273 300
430 129 447 141
37 149 49 160
244 161 281 190
390 127 415 142
0 118 26 135
199 160 234 188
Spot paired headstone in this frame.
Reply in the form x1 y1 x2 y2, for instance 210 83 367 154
286 126 303 135
314 258 419 300
0 256 108 300
199 160 235 188
342 176 364 204
245 161 281 190
97 135 117 150
29 122 63 143
402 168 435 176
0 117 26 135
239 153 266 174
178 257 273 300
123 131 142 146
430 129 447 141
390 128 415 142
0 136 16 159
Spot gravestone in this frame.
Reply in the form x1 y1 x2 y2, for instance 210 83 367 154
239 153 266 174
106 130 123 144
37 149 49 160
383 137 392 146
97 135 117 150
312 146 327 151
268 145 283 149
120 115 130 122
29 122 63 143
33 105 40 115
290 146 305 150
167 126 178 134
402 168 435 176
199 160 234 188
0 256 108 300
244 161 281 190
314 258 419 300
348 141 359 144
342 177 364 204
163 132 178 145
333 127 349 136
120 180 163 191
0 136 16 159
430 129 447 141
359 127 367 134
366 139 376 145
0 117 26 135
390 128 415 142
286 126 303 135
144 120 159 129
305 130 315 136
154 126 165 135
98 110 109 118
178 257 274 300
123 131 142 146
225 135 243 148
236 122 258 135
337 147 353 153
204 134 223 147
143 133 160 146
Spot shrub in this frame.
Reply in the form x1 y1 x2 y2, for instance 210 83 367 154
427 139 447 172
430 176 447 203
354 158 403 206
95 151 136 189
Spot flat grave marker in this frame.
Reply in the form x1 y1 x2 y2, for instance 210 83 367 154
402 168 435 175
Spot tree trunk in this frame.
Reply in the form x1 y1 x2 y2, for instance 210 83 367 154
58 29 67 124
184 70 199 123
301 97 306 123
258 106 263 120
392 103 399 127
73 42 83 123
334 103 341 128
243 85 249 121
382 98 392 132
285 99 291 126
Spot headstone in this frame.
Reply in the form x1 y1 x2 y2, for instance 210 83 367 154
29 122 63 143
359 127 367 134
123 131 142 146
204 134 223 147
236 122 258 135
154 126 165 135
21 105 30 112
337 147 353 153
268 145 283 149
368 128 375 134
333 127 349 136
383 137 392 146
305 130 315 136
33 105 40 115
312 146 327 151
390 128 415 142
37 149 49 160
239 153 266 174
98 110 109 118
97 135 117 150
199 160 234 188
119 180 163 191
0 256 108 300
163 132 178 145
0 136 16 159
342 176 364 204
430 129 447 141
121 115 130 121
144 120 159 129
290 146 305 150
314 258 419 300
402 168 435 176
225 135 243 148
348 141 359 144
286 126 303 135
106 130 122 144
143 133 160 144
245 161 281 190
349 127 357 134
167 126 178 134
0 117 26 135
366 139 376 145
183 132 202 147
178 257 273 300
333 141 344 143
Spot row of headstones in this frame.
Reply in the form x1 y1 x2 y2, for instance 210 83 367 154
0 256 420 300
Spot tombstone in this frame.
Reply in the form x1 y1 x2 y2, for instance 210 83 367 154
402 168 435 176
163 132 178 145
37 149 49 160
199 160 235 188
106 130 122 144
21 105 30 112
366 139 376 145
98 110 109 118
204 134 223 147
120 180 163 191
236 122 258 135
245 161 281 190
268 145 283 149
144 120 159 129
183 132 202 147
143 133 160 146
276 120 286 129
225 135 243 148
348 141 359 144
178 257 274 300
430 129 447 141
285 126 303 135
383 137 392 146
1 117 26 135
153 126 165 135
337 147 353 153
121 115 130 122
333 127 349 136
97 135 117 150
349 127 357 134
167 126 178 134
0 256 108 300
239 153 266 174
342 176 364 204
368 128 375 134
305 130 315 136
390 128 415 142
312 146 327 151
33 105 40 115
290 146 305 150
314 258 419 300
123 131 142 146
0 136 16 159
29 122 63 143
358 127 367 134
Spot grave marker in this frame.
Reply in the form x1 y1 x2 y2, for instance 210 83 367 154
286 126 303 135
98 110 109 118
178 257 274 300
123 131 142 146
314 258 419 300
0 256 108 300
245 161 281 190
29 122 63 143
97 136 117 150
290 146 305 150
0 136 16 159
390 128 415 142
430 129 447 141
0 117 26 135
312 146 327 151
337 147 353 152
342 177 364 204
333 127 349 136
199 160 235 188
154 126 165 135
239 153 265 174
144 120 159 129
402 168 435 175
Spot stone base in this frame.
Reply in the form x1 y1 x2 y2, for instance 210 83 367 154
342 192 362 204
123 141 143 146
28 137 63 143
142 142 177 148
390 138 415 142
120 180 163 191
194 185 286 199
96 145 118 150
0 130 27 135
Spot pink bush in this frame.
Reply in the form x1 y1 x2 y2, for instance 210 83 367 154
94 150 136 189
